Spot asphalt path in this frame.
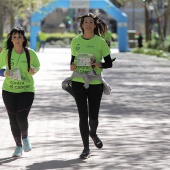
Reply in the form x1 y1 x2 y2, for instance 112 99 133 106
0 48 170 170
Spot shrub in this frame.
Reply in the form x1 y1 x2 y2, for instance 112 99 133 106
132 47 170 60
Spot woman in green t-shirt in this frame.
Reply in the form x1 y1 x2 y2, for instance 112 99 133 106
70 13 113 159
0 26 40 157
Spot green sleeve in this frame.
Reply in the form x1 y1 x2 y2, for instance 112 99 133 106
0 50 8 69
101 39 111 57
71 39 75 56
29 49 40 73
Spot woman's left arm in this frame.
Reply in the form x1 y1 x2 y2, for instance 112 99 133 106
29 49 40 75
95 38 113 69
91 55 112 69
100 54 112 69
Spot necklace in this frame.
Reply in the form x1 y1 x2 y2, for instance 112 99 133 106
15 48 23 67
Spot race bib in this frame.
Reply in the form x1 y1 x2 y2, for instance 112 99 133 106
10 68 21 80
76 53 95 74
77 53 93 66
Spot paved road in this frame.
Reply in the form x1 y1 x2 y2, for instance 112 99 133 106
0 48 170 170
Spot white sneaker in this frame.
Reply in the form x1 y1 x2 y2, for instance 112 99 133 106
12 146 22 157
22 138 32 152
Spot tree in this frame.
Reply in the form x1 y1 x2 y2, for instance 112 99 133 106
150 0 170 41
0 0 4 41
143 0 151 41
0 0 54 43
114 0 170 42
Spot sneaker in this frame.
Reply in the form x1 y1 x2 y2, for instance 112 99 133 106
91 135 103 149
22 137 32 152
79 148 91 159
12 146 22 157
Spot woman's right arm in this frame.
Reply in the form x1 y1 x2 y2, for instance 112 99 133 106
70 55 76 71
0 50 8 77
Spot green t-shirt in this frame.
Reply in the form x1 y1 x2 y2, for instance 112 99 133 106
103 31 112 42
71 35 110 84
0 48 40 93
39 32 47 41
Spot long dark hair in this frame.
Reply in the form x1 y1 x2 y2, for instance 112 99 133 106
75 13 108 37
6 26 28 49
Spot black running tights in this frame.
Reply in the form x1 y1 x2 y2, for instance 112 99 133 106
72 81 103 148
2 90 34 146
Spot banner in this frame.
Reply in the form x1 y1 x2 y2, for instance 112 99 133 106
70 0 89 8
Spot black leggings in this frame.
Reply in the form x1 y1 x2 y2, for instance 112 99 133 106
2 90 34 146
72 81 103 148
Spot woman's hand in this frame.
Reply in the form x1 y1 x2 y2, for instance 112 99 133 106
4 70 10 77
70 62 76 71
29 66 36 75
91 62 101 68
90 57 101 68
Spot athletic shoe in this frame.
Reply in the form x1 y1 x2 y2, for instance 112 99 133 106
12 146 22 157
22 138 32 152
79 148 91 159
90 135 103 149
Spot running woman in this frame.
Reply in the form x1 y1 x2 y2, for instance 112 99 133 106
0 26 40 157
70 13 113 159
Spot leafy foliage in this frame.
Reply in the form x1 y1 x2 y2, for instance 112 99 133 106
132 48 170 60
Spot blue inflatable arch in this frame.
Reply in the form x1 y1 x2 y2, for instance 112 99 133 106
30 0 128 52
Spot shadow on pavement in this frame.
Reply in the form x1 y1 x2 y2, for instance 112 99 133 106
0 157 19 165
26 158 85 170
0 50 170 169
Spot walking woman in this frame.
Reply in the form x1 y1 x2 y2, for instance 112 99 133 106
0 26 40 157
70 13 113 159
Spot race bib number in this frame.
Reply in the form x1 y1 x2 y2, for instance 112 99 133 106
76 53 95 74
77 53 93 66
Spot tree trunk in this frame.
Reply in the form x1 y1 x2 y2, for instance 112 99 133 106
164 0 170 38
144 1 150 41
163 11 168 37
151 0 164 41
0 0 4 41
10 0 15 29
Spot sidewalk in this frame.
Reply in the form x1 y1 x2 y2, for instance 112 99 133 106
0 48 170 170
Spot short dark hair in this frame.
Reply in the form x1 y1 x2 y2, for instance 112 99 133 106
6 26 28 49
